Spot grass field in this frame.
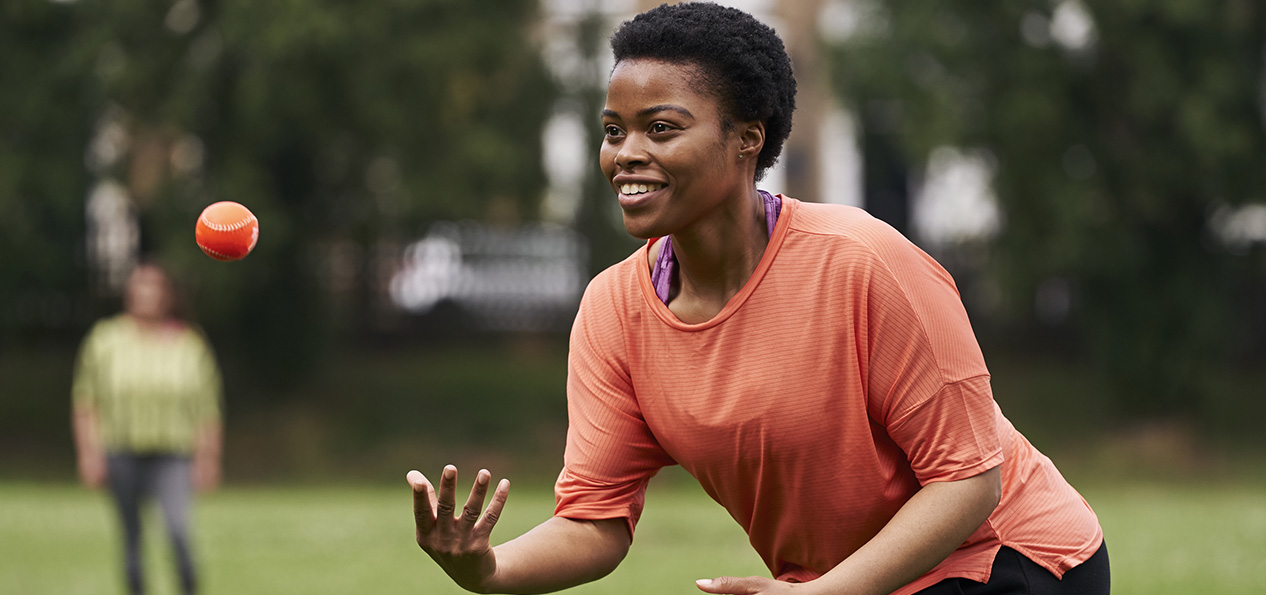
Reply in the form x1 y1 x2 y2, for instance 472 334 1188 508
3 475 1265 595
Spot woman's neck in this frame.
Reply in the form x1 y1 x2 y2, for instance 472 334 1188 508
128 312 173 332
667 187 768 321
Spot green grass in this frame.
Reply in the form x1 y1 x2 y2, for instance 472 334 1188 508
3 477 1266 594
1088 482 1266 594
0 474 765 595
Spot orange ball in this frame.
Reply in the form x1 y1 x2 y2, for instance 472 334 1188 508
195 201 259 261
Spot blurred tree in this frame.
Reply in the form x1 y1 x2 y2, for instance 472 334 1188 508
830 0 1266 418
0 1 98 343
1 0 556 388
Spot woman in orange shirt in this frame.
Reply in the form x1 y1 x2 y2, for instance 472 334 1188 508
407 4 1108 594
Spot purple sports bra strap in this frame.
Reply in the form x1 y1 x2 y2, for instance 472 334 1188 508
651 190 782 305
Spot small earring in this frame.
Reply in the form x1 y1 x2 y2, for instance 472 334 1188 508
738 153 745 159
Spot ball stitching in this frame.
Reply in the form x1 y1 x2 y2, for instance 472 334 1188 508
199 213 257 233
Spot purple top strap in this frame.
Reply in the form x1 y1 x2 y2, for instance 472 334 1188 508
651 190 782 305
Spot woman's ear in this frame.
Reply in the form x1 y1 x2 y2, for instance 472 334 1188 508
738 120 765 160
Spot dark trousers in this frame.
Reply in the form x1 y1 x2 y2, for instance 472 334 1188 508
106 453 197 595
917 543 1110 595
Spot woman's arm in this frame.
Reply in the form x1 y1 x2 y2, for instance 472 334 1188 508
409 466 630 594
697 466 1001 595
487 514 630 593
193 419 222 492
72 404 107 488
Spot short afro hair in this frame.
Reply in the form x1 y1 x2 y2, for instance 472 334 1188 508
610 2 797 181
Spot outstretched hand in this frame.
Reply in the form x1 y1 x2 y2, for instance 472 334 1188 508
696 576 802 595
408 465 510 592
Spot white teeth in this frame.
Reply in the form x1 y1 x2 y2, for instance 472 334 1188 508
621 183 663 195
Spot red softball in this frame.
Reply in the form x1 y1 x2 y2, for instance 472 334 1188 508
195 201 259 261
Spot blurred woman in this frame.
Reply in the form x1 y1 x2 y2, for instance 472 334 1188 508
72 262 222 595
407 4 1107 594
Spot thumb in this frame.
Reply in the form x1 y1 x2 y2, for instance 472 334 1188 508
696 576 759 594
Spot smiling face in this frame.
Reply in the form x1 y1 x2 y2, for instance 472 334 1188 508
600 59 757 239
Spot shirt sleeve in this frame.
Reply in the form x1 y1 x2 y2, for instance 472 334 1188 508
886 375 1002 483
71 323 103 408
554 276 675 538
857 221 1002 485
190 330 223 424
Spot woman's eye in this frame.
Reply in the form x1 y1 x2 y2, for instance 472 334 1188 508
651 123 672 134
605 125 623 137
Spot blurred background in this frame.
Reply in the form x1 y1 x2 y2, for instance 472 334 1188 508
1 0 1264 593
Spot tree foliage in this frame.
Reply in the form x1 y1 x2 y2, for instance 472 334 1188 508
831 0 1266 417
1 0 556 384
0 1 97 340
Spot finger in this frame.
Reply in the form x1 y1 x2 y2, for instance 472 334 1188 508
435 465 458 520
407 470 437 534
460 469 491 525
473 478 510 537
695 576 759 594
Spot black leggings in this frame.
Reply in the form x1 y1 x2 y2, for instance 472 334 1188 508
916 542 1110 595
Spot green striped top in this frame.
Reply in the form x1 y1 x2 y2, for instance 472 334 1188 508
72 315 222 454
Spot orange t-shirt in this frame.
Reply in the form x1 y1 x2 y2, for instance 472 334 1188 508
555 197 1102 594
